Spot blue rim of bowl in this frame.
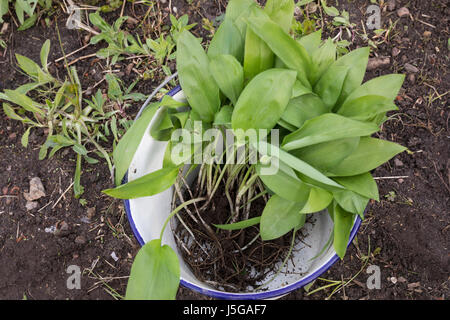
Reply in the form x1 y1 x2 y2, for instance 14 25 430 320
123 85 363 300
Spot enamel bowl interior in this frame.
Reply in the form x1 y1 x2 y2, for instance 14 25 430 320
124 87 361 300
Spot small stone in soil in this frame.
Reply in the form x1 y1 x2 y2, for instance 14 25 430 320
367 56 390 70
397 7 410 17
23 177 46 201
75 235 86 244
25 201 39 211
54 220 69 237
404 63 419 73
111 251 119 261
392 47 401 57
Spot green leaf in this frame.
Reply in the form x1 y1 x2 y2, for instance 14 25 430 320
214 216 261 230
314 64 349 110
299 187 333 214
256 161 311 203
177 30 220 122
260 194 305 240
224 0 256 36
208 18 244 62
264 0 295 33
15 53 40 78
327 137 407 176
340 74 405 111
125 239 180 300
3 89 45 115
246 6 312 87
213 105 233 126
280 94 327 128
232 68 297 132
337 95 398 121
21 127 32 148
329 201 355 259
255 141 344 189
209 54 244 105
334 47 370 107
320 0 340 17
17 14 37 31
149 107 174 141
242 0 295 80
243 27 274 81
291 137 360 173
297 30 322 56
333 172 379 201
310 38 337 84
0 0 8 23
333 189 369 218
104 166 180 199
291 80 313 98
73 153 84 198
282 113 379 150
113 102 160 186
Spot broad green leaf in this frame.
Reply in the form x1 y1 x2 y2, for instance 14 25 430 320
104 166 180 199
149 107 174 141
310 38 336 84
327 137 407 176
3 89 45 115
299 187 333 213
225 0 256 36
280 94 327 128
246 6 312 87
209 54 244 105
329 201 356 259
314 64 349 110
113 102 160 185
333 189 369 218
214 216 261 230
292 137 360 173
333 172 379 201
340 74 405 111
282 113 379 150
232 68 297 132
207 18 244 62
242 0 294 80
213 105 233 126
260 194 306 240
243 28 274 81
0 0 8 23
159 95 187 109
255 141 344 189
297 30 322 56
291 80 313 98
256 161 311 203
277 118 297 132
334 47 370 107
126 239 180 300
337 95 398 121
264 0 295 33
177 30 220 122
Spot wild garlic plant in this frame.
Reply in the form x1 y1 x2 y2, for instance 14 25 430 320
105 0 406 299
